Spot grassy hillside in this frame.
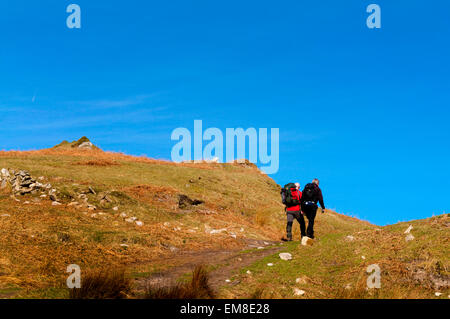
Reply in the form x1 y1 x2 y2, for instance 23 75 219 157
221 214 449 299
0 139 448 299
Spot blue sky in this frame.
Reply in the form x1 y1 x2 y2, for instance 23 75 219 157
1 1 449 225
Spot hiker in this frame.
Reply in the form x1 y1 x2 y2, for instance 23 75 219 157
281 182 302 241
300 179 326 239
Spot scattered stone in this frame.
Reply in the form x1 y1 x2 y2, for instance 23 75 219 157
20 188 33 195
135 221 144 227
67 202 79 207
52 201 62 206
113 206 119 211
240 227 244 232
345 284 352 290
230 233 237 239
301 237 314 246
257 246 264 250
169 246 178 252
267 263 274 267
225 279 231 283
120 244 129 249
296 276 309 284
293 288 305 296
125 217 137 223
246 270 252 275
361 256 366 260
210 228 227 234
279 253 293 261
1 168 10 178
346 235 355 241
405 234 415 242
404 225 413 234
120 213 127 218
203 157 219 163
1 214 11 217
435 292 442 297
99 193 113 205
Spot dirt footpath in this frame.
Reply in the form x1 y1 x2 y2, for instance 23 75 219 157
134 238 282 293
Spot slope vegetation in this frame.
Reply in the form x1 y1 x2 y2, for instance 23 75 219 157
0 138 448 299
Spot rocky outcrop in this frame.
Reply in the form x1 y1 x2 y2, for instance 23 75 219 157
178 194 204 209
1 168 52 196
78 141 94 149
52 137 99 150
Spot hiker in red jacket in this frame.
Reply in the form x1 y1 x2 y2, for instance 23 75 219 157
282 182 304 241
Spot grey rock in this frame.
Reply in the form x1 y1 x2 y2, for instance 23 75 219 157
20 180 34 187
1 168 10 178
78 141 93 149
279 253 293 261
20 188 33 195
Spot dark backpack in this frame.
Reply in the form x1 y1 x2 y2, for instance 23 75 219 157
302 183 317 203
281 183 300 207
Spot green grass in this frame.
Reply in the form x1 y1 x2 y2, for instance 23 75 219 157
221 214 449 299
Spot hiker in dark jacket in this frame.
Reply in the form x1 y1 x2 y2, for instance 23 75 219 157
282 183 302 241
300 179 326 239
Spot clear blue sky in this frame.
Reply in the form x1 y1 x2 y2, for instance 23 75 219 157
1 1 449 225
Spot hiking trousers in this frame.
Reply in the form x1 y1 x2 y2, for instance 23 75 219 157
286 211 306 240
301 203 318 239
